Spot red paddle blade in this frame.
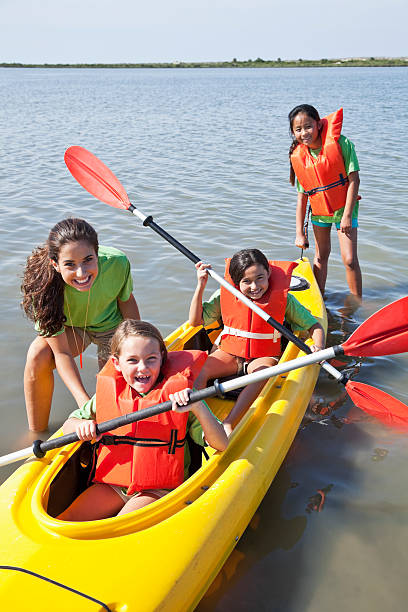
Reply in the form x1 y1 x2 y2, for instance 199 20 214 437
64 146 131 210
342 297 408 357
346 380 408 430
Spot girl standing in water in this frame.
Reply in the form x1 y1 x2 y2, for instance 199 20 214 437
288 105 362 299
21 218 140 432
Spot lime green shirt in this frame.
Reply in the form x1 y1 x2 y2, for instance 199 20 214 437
37 245 133 336
296 134 360 224
202 289 317 331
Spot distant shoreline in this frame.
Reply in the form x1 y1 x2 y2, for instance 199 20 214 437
1 57 407 69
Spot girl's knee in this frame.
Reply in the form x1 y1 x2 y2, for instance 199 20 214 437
247 356 278 374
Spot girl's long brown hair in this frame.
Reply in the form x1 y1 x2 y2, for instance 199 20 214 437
288 104 321 186
21 218 98 337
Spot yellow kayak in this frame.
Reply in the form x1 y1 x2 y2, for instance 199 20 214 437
0 258 326 611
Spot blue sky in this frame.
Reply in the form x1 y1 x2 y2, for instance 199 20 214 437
1 0 406 63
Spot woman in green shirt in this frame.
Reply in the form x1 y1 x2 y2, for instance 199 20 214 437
22 218 140 432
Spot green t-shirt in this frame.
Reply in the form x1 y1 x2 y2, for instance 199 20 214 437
296 134 360 224
37 245 133 336
202 289 317 332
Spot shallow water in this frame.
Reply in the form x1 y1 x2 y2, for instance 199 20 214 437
0 66 407 610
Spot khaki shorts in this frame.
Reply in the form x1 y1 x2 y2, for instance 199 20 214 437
235 355 278 376
66 326 116 365
110 485 171 503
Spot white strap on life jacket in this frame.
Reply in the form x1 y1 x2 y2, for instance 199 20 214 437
220 325 281 341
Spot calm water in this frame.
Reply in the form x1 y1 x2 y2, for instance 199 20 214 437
0 67 407 611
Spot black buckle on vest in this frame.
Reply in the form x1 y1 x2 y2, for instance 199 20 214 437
98 432 187 454
305 174 349 197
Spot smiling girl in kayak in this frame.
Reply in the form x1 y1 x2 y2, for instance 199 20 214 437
288 104 362 299
58 320 227 521
21 218 140 432
189 248 325 434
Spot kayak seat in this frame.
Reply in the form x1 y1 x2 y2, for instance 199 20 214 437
46 436 208 517
182 327 215 352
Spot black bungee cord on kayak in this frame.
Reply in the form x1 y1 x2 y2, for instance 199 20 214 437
0 566 113 611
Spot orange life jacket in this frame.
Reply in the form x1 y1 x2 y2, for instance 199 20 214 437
219 260 297 359
93 350 207 495
290 108 349 216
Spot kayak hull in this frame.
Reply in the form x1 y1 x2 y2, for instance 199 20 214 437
0 258 325 611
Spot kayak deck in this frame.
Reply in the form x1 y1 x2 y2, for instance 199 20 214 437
0 258 326 611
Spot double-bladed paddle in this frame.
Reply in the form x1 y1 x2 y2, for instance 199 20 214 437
2 318 408 468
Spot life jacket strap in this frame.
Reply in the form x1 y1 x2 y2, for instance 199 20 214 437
305 173 348 197
221 325 281 341
97 431 187 455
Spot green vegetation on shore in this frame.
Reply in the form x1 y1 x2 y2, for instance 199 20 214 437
1 57 407 69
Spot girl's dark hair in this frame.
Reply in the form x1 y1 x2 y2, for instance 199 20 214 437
110 319 167 366
21 218 98 337
229 248 269 286
288 104 321 186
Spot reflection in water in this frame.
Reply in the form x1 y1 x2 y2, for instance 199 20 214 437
198 468 307 611
338 292 362 319
371 448 389 462
305 484 333 514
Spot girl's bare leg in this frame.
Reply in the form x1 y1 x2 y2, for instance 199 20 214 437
194 348 238 390
312 225 331 297
337 227 362 298
58 483 125 521
223 357 278 435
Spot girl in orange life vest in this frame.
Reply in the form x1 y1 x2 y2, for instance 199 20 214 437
21 218 140 432
58 320 228 521
289 105 362 300
189 249 325 436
